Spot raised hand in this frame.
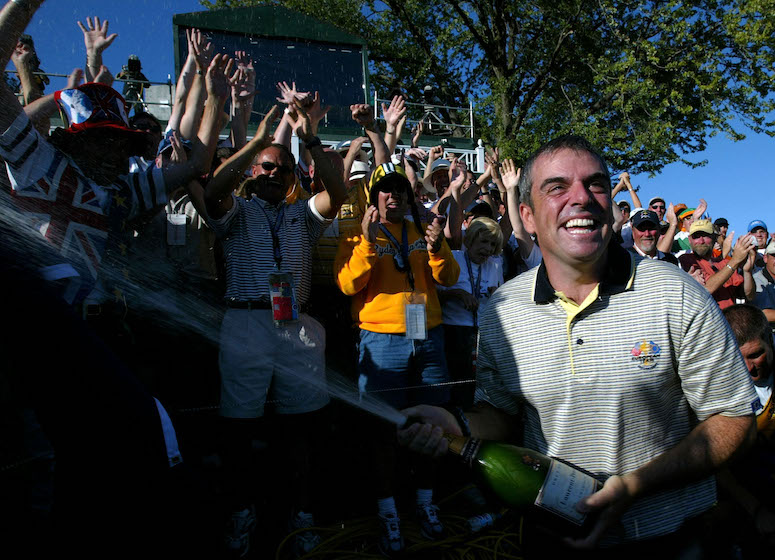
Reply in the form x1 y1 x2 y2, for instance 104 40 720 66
730 233 755 267
722 230 734 255
275 81 309 105
406 147 428 162
168 131 188 165
205 54 232 102
189 29 214 71
254 105 280 146
688 265 706 285
428 145 444 163
66 68 84 90
501 159 521 192
485 146 501 178
77 16 117 55
411 121 424 147
665 203 678 226
286 102 314 143
382 95 407 130
695 198 708 220
305 91 331 130
425 216 445 253
350 104 375 130
361 205 380 242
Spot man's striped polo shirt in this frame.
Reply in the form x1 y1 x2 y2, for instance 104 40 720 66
209 192 331 304
474 243 756 544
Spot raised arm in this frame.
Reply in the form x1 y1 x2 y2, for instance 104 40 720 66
166 29 198 132
228 51 256 149
162 55 230 198
272 81 310 149
382 95 407 154
657 202 678 253
0 0 45 132
702 233 755 297
286 102 346 218
204 105 279 219
619 172 642 209
352 103 389 166
76 16 117 83
179 29 212 141
503 159 534 259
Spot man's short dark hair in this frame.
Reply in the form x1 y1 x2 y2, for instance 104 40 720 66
265 143 296 168
517 135 611 209
723 304 772 348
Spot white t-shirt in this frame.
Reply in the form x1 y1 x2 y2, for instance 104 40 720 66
439 249 504 327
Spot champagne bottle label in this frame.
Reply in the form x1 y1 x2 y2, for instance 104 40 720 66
458 437 482 467
534 460 599 525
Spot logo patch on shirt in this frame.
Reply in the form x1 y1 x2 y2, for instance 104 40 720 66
631 340 661 370
751 397 762 414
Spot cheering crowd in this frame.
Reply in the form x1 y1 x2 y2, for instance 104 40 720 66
2 2 774 559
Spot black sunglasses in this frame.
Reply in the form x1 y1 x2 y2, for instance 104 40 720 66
650 204 666 210
260 161 294 174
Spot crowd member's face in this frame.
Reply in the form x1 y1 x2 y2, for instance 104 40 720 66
131 118 162 160
467 233 498 264
649 200 666 220
252 146 295 204
718 224 728 238
739 337 774 385
683 213 696 231
751 227 768 248
376 180 409 224
765 253 775 279
632 222 660 256
689 231 714 258
619 204 630 222
77 130 133 184
520 148 612 271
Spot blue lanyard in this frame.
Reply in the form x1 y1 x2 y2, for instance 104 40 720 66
378 222 415 291
464 252 482 325
256 201 285 268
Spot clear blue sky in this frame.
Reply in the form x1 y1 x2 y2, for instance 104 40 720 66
8 1 774 238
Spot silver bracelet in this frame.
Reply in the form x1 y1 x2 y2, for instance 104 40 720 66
725 263 734 271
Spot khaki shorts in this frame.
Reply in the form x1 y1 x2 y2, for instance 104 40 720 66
219 309 330 417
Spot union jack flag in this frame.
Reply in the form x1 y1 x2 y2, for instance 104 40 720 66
10 151 110 282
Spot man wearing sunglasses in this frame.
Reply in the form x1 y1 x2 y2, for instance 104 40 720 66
679 219 757 309
205 103 347 556
629 209 678 265
335 162 459 555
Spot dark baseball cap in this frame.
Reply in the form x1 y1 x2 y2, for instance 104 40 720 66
713 218 729 227
631 209 660 229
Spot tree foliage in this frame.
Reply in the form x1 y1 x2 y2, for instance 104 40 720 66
201 0 775 173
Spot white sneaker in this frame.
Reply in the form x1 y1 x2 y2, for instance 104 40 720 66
416 503 444 540
288 510 321 557
225 506 256 558
377 512 404 557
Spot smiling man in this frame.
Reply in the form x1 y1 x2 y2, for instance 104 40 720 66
399 135 757 554
629 209 678 265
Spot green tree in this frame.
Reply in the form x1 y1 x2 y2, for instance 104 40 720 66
201 0 775 173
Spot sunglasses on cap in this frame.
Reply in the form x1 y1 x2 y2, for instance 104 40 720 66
259 161 294 174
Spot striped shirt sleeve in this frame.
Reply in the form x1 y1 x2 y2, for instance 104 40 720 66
0 112 56 187
124 165 167 220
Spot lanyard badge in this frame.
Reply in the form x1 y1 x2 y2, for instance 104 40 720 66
268 271 298 325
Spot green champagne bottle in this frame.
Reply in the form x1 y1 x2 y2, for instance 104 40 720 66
446 435 601 529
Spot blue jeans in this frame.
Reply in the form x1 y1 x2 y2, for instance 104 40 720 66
358 326 450 409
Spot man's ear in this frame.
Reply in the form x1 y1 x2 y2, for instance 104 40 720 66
520 202 536 235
